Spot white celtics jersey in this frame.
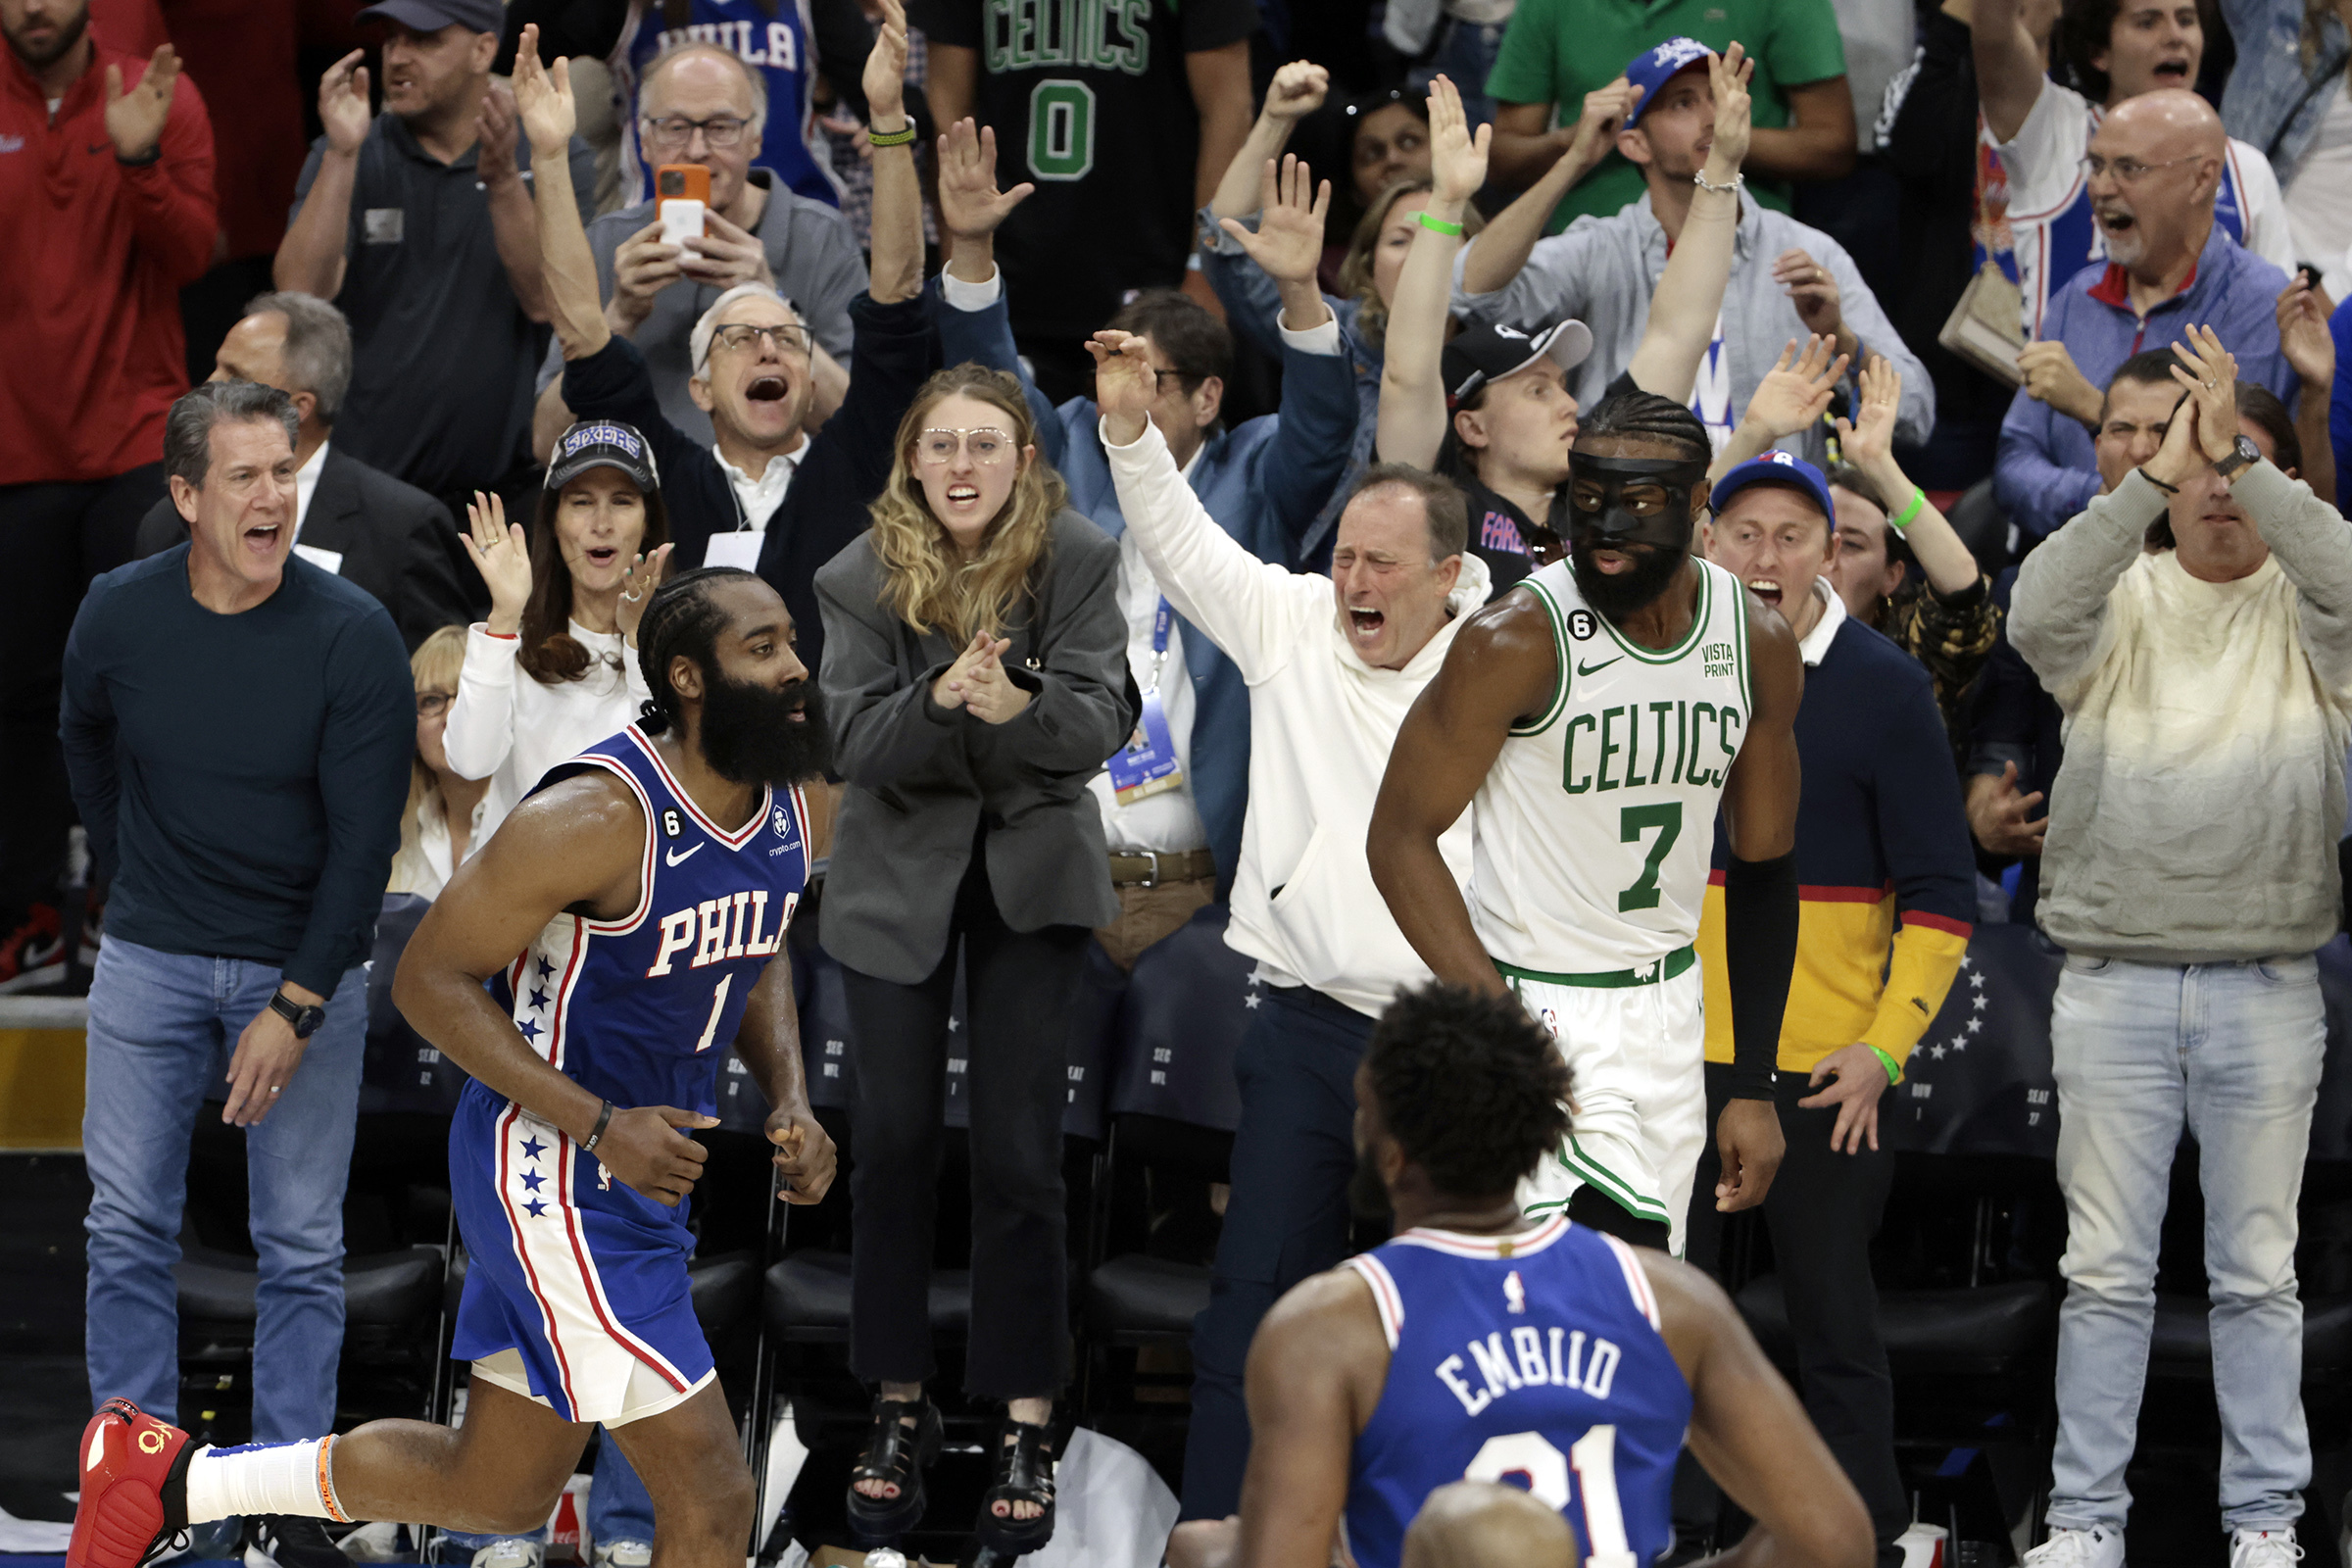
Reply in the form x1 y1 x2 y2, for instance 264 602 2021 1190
1472 558 1752 979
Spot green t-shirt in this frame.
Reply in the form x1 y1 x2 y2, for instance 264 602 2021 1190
1484 0 1848 231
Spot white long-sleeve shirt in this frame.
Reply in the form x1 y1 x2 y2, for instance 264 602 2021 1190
1102 416 1487 1017
443 620 652 841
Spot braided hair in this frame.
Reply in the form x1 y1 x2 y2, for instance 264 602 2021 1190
1577 388 1711 465
634 566 763 735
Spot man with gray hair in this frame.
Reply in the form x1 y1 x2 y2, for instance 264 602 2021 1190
130 292 473 650
529 40 866 456
60 379 413 1568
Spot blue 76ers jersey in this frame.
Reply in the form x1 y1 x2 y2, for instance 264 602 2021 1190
491 723 811 1118
1344 1219 1691 1568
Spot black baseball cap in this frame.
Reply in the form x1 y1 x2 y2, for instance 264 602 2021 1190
355 0 504 34
548 420 661 494
1443 319 1596 408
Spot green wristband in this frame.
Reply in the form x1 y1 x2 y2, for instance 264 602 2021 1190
1889 488 1927 532
866 122 918 148
1415 211 1465 236
1869 1046 1903 1085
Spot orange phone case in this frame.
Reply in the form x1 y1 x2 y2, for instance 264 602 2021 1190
654 163 711 204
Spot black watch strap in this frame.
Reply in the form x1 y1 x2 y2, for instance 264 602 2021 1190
2217 435 2261 479
269 989 326 1039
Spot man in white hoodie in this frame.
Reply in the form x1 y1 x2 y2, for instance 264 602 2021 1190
1093 330 1490 1525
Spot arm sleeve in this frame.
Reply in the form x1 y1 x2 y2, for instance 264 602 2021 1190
1859 679 1977 1063
990 532 1136 770
1180 0 1262 52
2234 460 2352 693
823 291 945 513
283 608 415 996
1880 14 1976 175
1247 321 1361 554
1721 850 1798 1099
813 566 969 789
59 596 121 885
1895 574 2000 711
1484 0 1563 109
1101 416 1315 682
2009 467 2172 694
441 623 522 781
933 272 1066 466
122 71 220 286
1993 387 2103 543
1452 226 1596 328
1763 0 1852 87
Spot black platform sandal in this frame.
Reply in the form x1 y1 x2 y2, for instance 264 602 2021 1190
974 1415 1058 1557
845 1396 942 1542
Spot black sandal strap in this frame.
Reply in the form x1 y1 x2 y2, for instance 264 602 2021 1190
989 1418 1056 1505
851 1397 932 1487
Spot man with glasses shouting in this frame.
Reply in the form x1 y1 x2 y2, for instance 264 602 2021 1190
527 3 931 679
529 42 868 459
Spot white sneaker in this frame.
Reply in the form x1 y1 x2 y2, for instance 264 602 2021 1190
467 1541 544 1568
590 1541 651 1568
2231 1530 2303 1568
2024 1527 2126 1568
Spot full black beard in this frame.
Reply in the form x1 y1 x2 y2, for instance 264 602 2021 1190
4 2 86 68
1348 1144 1396 1224
1571 539 1689 620
700 672 832 787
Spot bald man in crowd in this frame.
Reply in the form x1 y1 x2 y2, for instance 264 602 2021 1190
1992 89 2313 540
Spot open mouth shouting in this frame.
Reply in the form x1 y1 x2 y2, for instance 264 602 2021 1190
2150 54 2191 83
746 374 790 404
1347 604 1386 647
242 520 283 560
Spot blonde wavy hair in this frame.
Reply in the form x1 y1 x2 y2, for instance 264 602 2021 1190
868 365 1070 643
389 625 468 898
1339 178 1487 355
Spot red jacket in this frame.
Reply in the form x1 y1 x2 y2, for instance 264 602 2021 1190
0 41 216 485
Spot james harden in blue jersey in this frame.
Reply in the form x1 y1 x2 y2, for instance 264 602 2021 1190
67 567 839 1568
1166 984 1877 1568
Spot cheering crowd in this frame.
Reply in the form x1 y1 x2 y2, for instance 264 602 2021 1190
9 0 2352 1558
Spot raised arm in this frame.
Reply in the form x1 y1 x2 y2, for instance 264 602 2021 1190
1379 74 1486 470
1188 40 1255 210
2280 277 2340 508
863 0 924 305
1459 77 1636 298
1206 61 1327 224
1368 597 1558 995
1834 357 1981 596
273 49 371 298
1970 0 2047 145
1626 46 1752 402
1709 335 1850 479
393 776 722 1206
512 32 609 360
474 80 554 323
931 120 1062 460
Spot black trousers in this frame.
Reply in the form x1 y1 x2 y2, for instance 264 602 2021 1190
0 465 165 925
838 854 1089 1397
1181 983 1373 1519
1686 1062 1907 1568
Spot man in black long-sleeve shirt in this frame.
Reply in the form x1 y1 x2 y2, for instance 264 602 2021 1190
61 381 412 1564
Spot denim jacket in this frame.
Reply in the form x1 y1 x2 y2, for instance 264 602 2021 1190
2220 0 2349 184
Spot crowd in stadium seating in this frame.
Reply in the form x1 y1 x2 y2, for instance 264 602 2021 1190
7 0 2352 1558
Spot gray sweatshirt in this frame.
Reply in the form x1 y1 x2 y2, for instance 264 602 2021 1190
2011 464 2352 961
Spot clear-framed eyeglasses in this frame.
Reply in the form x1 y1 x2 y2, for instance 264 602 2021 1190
916 427 1014 466
2078 152 2198 184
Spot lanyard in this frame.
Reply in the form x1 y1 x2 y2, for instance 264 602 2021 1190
1147 598 1172 693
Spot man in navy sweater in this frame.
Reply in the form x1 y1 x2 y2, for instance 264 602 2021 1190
60 380 413 1568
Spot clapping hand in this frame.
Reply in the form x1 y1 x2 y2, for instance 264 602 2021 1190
316 48 371 156
1088 329 1159 446
1741 335 1850 441
2169 323 2241 467
1425 74 1489 207
1833 355 1902 469
938 118 1036 245
104 43 180 161
510 25 576 157
956 640 1032 723
462 491 534 636
2278 277 2334 391
931 631 1009 712
474 79 520 186
1216 154 1330 289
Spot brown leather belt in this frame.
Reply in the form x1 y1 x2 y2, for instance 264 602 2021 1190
1108 849 1217 887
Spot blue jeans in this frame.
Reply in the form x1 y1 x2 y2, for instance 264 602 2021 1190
82 937 368 1442
440 1431 654 1550
2047 952 2324 1533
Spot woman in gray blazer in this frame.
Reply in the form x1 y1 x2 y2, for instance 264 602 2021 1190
815 363 1133 1556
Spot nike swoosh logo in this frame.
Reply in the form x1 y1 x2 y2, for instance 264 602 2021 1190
1576 657 1623 676
665 843 704 866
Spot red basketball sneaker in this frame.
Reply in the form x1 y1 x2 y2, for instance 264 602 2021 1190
68 1398 192 1568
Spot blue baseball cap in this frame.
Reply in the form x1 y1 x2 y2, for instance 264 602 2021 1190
1623 37 1715 127
1709 451 1835 523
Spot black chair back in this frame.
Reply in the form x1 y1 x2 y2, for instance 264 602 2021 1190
1107 904 1252 1132
362 893 469 1115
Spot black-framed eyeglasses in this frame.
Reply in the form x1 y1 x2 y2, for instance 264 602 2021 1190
710 322 811 356
416 690 454 718
643 115 751 150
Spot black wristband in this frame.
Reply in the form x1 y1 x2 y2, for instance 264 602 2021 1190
1721 850 1799 1101
582 1100 614 1153
115 144 162 167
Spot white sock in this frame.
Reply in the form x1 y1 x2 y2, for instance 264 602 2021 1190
182 1436 349 1524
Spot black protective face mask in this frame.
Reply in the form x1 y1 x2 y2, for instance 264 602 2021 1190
1566 452 1708 553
